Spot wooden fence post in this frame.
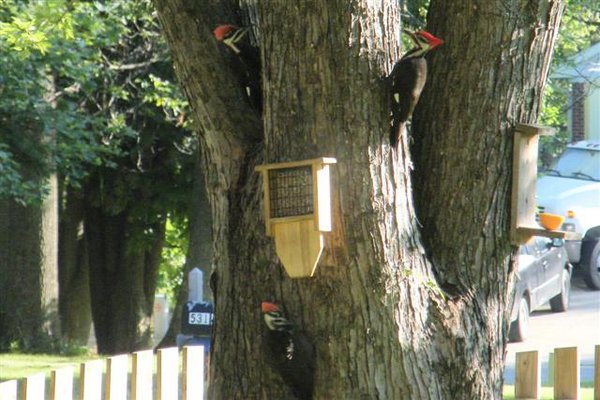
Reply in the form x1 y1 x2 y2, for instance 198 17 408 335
554 346 579 400
515 350 539 399
182 346 204 400
51 366 74 400
105 355 128 400
0 379 18 400
80 359 103 400
131 350 154 400
20 372 45 400
594 345 599 400
157 347 179 400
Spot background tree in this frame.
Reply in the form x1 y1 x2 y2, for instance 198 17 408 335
0 0 195 353
0 148 60 351
75 0 193 354
59 185 92 346
0 0 75 351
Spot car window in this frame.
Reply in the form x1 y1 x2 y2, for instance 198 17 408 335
533 237 552 255
549 148 600 181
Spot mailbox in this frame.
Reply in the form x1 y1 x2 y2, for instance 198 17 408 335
181 301 214 336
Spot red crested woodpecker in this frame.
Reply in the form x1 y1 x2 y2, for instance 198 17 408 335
261 301 315 400
390 30 444 148
213 24 262 111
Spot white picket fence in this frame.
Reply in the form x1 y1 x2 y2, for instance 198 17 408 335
0 347 205 400
4 344 600 399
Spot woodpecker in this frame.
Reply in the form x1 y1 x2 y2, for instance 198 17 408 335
389 30 444 148
261 301 315 400
213 24 262 111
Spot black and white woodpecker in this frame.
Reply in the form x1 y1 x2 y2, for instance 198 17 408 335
261 301 315 400
389 29 444 148
213 24 262 111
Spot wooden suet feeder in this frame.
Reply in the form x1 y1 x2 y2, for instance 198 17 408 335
510 124 581 245
255 157 337 278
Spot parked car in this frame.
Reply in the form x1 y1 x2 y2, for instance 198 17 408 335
509 237 572 342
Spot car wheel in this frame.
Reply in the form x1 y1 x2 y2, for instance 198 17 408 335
549 267 571 312
582 241 600 290
509 297 529 342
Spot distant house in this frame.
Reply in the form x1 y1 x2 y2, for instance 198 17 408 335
553 41 600 142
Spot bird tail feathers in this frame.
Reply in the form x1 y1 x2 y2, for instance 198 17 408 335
390 121 406 149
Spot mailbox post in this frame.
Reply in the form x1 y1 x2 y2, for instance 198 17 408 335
176 268 214 351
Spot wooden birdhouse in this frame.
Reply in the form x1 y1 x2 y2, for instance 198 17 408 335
510 124 580 244
255 157 337 278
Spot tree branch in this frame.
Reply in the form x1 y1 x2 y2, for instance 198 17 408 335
107 58 161 71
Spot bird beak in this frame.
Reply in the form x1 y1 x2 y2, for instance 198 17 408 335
222 27 250 54
223 37 241 54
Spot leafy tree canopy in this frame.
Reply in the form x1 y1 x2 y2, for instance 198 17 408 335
0 0 192 205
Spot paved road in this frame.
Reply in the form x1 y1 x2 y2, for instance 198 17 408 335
504 271 600 384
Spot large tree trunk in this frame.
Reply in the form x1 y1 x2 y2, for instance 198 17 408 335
58 185 92 345
411 2 564 395
0 175 60 351
84 179 166 354
41 173 60 342
154 0 563 398
0 77 61 352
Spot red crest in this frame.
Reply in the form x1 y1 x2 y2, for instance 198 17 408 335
417 31 444 49
213 24 238 41
261 302 279 313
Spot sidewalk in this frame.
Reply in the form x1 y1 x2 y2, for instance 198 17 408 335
504 273 600 384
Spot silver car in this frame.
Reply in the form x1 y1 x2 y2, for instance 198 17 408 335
509 237 572 342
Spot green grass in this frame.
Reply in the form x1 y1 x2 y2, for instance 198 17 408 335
0 353 98 382
502 385 595 399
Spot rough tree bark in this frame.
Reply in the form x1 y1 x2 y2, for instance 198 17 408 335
411 1 564 395
154 0 563 398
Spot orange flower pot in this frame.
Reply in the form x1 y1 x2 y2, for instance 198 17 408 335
539 213 564 231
